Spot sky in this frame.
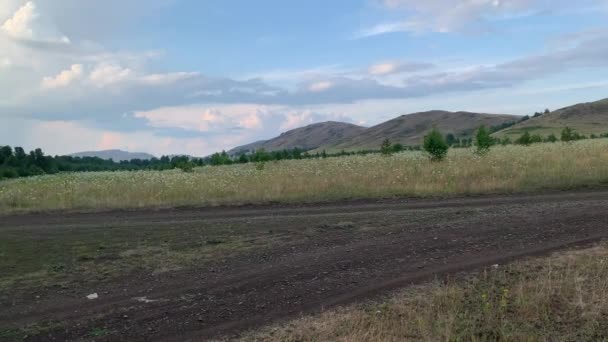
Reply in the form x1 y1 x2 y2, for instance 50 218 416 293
1 0 608 156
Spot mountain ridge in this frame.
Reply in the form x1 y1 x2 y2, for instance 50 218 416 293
69 149 156 161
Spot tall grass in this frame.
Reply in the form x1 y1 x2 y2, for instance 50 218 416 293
1 140 608 213
234 244 608 341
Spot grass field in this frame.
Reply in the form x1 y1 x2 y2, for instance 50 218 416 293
1 140 608 214
236 243 608 341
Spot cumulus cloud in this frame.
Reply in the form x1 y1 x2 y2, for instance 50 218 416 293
41 64 83 89
89 63 134 87
1 1 70 43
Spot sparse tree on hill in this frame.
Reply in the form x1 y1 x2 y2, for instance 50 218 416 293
475 125 493 153
561 127 576 142
516 131 532 146
423 127 449 161
380 139 392 156
392 143 404 153
445 133 456 146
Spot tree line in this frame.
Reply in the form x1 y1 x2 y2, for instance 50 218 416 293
0 147 204 180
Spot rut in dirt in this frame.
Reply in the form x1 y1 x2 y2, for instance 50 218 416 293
1 189 608 341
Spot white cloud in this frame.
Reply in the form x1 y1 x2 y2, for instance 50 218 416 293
89 63 134 87
362 0 601 36
41 64 83 89
368 61 433 76
139 72 201 86
1 1 70 43
308 81 334 92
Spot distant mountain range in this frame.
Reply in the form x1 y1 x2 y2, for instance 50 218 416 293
495 98 608 138
69 150 156 161
230 111 519 154
68 98 608 160
229 97 608 153
322 111 519 152
229 121 366 155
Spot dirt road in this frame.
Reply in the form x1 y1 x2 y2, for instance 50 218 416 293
1 190 608 341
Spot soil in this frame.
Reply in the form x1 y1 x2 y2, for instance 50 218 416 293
1 189 608 341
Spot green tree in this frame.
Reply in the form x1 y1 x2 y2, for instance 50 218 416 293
423 128 449 161
516 131 532 145
380 138 392 156
475 125 493 153
392 143 404 153
561 127 575 142
546 133 558 143
445 133 456 146
238 154 249 164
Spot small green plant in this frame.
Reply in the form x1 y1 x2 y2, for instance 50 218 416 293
423 128 449 161
516 131 532 146
380 139 393 156
561 127 575 142
177 162 194 173
475 125 493 154
546 134 558 143
255 162 266 171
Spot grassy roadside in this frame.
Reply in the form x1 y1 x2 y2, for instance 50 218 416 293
2 140 608 214
234 243 608 341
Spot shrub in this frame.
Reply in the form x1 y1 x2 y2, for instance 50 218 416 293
380 139 393 156
561 127 576 142
423 128 449 161
530 134 543 144
516 131 532 146
392 143 404 153
475 125 493 153
546 134 558 143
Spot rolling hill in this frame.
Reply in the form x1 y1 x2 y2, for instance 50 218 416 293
69 150 156 161
495 98 608 139
229 121 366 154
321 111 519 152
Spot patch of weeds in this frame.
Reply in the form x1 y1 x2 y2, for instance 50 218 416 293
19 320 65 339
89 327 112 337
0 329 22 342
77 254 95 262
49 263 66 273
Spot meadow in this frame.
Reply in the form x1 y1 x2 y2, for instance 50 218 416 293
1 140 608 214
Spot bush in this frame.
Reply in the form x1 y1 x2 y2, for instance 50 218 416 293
380 139 393 156
546 134 558 143
423 128 449 161
516 132 532 146
177 162 194 173
561 127 576 142
392 143 404 153
475 125 493 153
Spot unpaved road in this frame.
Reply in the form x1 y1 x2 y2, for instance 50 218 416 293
1 190 608 341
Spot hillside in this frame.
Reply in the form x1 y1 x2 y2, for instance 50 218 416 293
229 121 366 154
495 98 608 138
69 149 156 161
322 111 519 151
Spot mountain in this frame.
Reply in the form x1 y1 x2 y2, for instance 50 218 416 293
69 150 156 161
494 98 608 139
321 111 519 152
228 121 366 155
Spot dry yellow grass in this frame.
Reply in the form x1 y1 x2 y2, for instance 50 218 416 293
1 140 608 213
234 244 608 341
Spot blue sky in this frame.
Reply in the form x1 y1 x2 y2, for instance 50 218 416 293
1 0 608 156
